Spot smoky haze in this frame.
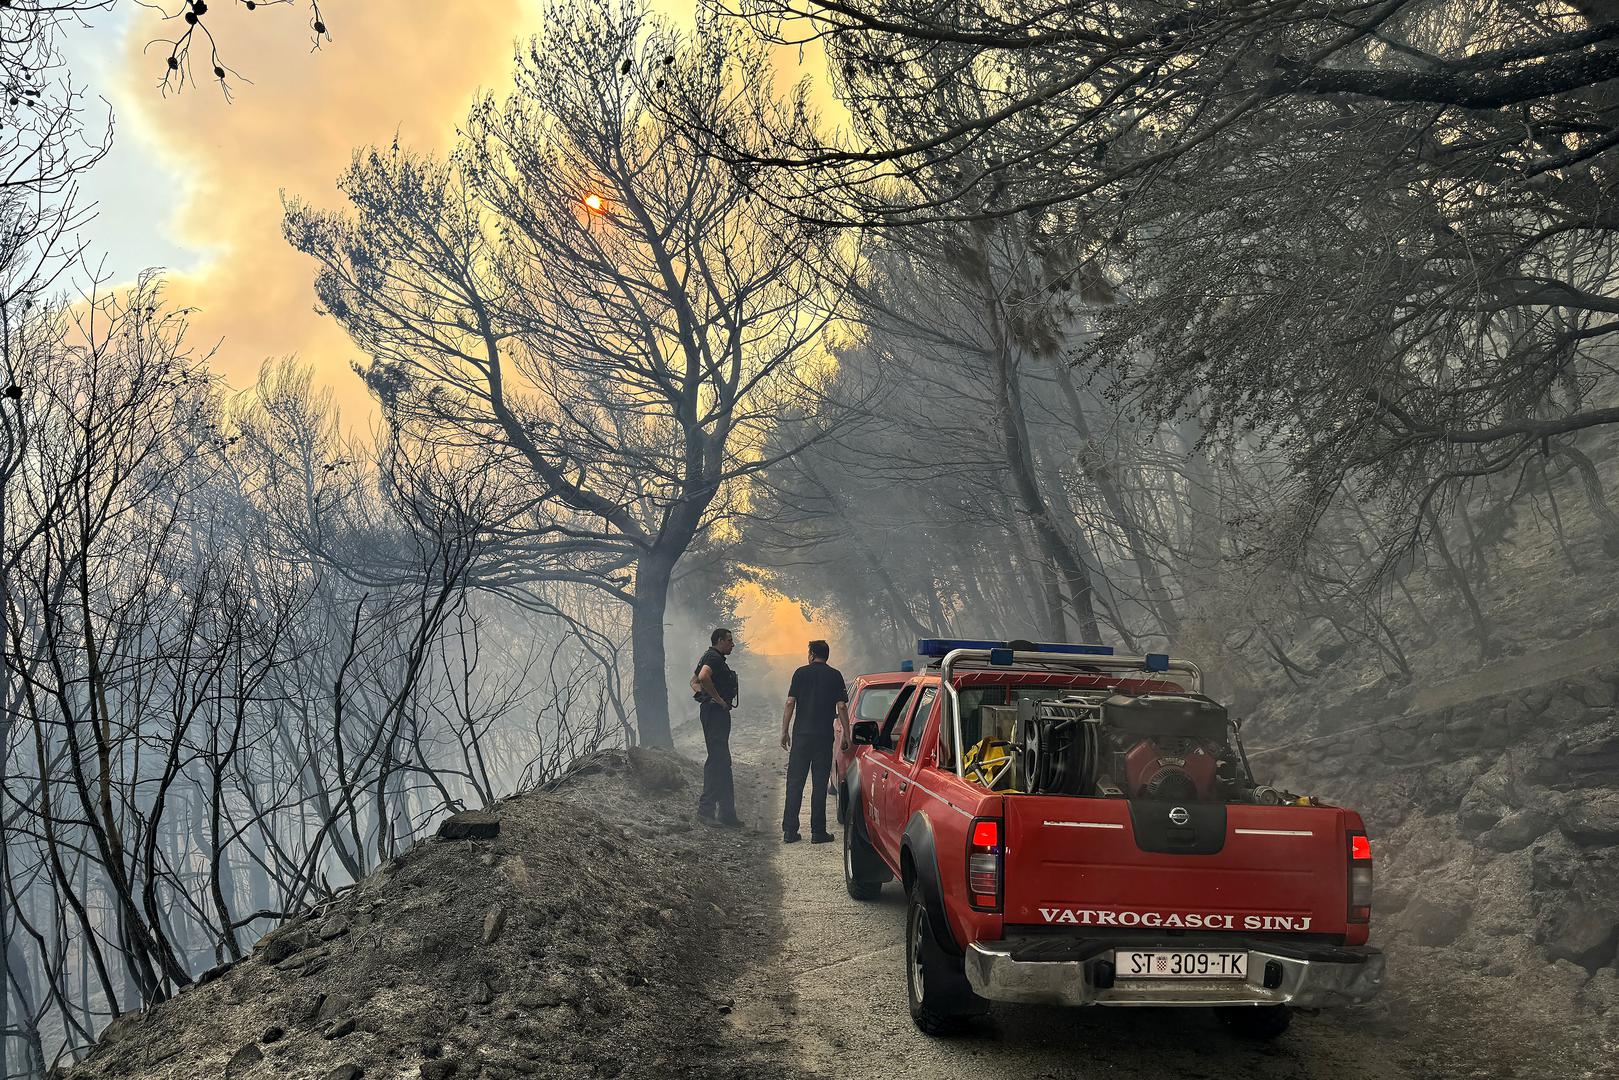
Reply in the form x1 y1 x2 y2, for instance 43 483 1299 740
3 1 1619 1078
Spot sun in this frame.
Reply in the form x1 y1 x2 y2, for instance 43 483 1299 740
583 193 606 212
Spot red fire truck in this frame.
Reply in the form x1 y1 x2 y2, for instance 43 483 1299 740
838 639 1383 1038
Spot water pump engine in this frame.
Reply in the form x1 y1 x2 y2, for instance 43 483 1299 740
975 691 1249 801
1101 692 1230 803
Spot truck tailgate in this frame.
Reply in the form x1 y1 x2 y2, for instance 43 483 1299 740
1002 796 1352 935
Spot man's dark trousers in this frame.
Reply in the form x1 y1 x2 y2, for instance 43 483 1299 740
782 729 833 836
697 701 736 820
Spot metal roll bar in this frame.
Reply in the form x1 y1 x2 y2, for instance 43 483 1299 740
940 648 1204 778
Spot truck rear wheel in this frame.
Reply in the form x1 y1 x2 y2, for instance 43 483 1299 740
1218 1005 1293 1040
843 823 882 901
905 887 986 1036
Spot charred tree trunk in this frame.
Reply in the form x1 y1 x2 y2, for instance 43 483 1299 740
989 306 1102 643
1048 359 1182 643
1427 506 1496 659
630 549 676 748
1178 417 1224 620
998 494 1059 637
1034 553 1069 640
1554 442 1619 557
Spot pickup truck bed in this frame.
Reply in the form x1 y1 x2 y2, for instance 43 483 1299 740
838 643 1384 1038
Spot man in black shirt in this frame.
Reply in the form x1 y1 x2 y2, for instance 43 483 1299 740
779 639 849 844
692 628 743 827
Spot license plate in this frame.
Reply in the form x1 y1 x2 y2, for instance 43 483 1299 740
1116 949 1248 979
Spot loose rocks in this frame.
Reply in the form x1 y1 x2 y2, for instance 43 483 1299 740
1482 809 1552 852
1458 761 1514 838
437 810 501 840
483 903 507 945
627 746 687 793
259 927 315 965
497 856 530 888
1404 892 1471 946
1558 789 1619 845
316 993 353 1023
224 1043 263 1079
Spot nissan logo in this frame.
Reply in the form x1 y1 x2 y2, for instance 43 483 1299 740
1168 806 1190 826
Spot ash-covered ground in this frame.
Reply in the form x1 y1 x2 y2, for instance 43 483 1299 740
60 748 808 1080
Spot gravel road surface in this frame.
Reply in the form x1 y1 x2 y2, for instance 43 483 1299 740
717 732 1416 1080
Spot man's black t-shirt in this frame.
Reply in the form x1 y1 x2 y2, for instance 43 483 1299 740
695 647 738 706
788 661 847 739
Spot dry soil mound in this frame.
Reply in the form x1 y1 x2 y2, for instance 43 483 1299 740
61 748 806 1080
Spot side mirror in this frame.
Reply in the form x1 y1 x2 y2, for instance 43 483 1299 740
851 721 879 745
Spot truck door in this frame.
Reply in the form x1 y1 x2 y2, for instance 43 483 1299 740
839 680 903 791
865 685 914 845
880 686 936 866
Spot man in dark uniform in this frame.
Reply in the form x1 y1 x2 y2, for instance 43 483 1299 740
779 639 849 844
692 628 743 827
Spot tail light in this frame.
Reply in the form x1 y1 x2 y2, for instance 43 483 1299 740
1348 831 1373 923
968 817 1002 912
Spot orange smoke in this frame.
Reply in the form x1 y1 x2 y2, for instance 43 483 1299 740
107 0 530 420
730 581 843 693
731 582 840 657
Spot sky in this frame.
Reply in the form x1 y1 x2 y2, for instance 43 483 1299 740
61 0 832 425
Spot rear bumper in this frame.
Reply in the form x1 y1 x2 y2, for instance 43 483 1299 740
964 936 1384 1009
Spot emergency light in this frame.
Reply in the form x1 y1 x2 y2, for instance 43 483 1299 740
915 638 1116 659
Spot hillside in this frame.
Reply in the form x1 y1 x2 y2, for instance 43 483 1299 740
1237 454 1619 1079
53 688 1619 1080
59 750 805 1080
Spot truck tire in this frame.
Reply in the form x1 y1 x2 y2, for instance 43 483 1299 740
844 823 883 901
1218 1005 1293 1040
905 886 986 1036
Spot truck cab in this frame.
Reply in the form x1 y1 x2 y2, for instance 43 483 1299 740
839 639 1384 1038
833 671 911 801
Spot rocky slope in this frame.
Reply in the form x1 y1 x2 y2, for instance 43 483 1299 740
1223 621 1619 1075
60 749 808 1080
1203 436 1619 1078
1252 648 1619 1078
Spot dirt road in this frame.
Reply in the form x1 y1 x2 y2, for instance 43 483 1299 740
716 731 1416 1080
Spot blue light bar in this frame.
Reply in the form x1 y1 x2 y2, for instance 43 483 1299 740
915 638 1116 658
899 659 915 672
1143 653 1170 672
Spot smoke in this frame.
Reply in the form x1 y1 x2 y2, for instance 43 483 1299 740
732 581 846 690
100 0 531 419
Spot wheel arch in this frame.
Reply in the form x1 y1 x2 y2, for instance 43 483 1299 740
843 760 893 886
844 759 871 840
901 812 961 956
